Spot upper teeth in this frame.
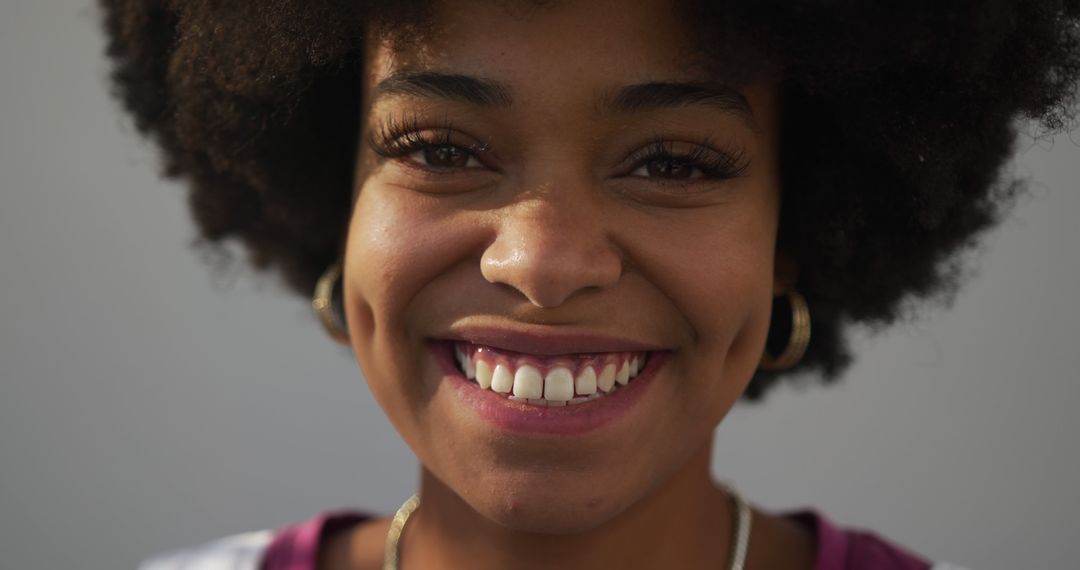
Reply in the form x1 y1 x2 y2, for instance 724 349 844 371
453 343 647 406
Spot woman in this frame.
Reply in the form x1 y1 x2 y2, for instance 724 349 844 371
101 0 1079 568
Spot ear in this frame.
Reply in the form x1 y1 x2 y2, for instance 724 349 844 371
773 249 798 296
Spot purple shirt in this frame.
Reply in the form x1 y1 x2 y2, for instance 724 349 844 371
258 508 933 570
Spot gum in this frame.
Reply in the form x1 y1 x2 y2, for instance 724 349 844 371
455 341 646 378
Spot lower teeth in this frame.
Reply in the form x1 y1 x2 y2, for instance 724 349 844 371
503 392 607 406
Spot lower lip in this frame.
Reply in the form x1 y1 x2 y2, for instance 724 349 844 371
430 340 667 436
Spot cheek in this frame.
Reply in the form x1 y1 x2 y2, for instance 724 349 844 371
691 231 773 347
641 203 775 338
701 212 777 402
631 197 777 407
342 184 489 440
344 184 485 341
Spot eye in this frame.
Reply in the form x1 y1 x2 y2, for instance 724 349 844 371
624 138 750 182
408 144 483 169
368 115 491 174
632 157 702 180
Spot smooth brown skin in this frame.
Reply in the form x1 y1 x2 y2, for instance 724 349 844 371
328 0 814 568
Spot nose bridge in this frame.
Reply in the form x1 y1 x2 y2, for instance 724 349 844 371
516 182 588 246
481 179 622 308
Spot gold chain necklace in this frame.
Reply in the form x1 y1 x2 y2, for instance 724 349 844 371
382 486 752 570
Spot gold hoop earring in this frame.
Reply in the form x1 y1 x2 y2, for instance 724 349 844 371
312 262 349 343
759 290 811 371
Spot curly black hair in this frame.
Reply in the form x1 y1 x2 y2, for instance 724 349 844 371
99 0 1080 401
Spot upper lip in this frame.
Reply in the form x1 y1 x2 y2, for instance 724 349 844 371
434 323 667 356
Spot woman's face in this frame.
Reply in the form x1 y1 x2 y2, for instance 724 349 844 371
344 0 782 533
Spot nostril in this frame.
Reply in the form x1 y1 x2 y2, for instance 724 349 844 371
479 220 623 308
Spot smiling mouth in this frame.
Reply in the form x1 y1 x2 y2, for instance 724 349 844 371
451 341 651 407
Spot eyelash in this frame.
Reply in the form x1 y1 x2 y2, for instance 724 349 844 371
368 116 751 181
626 136 751 181
368 115 491 165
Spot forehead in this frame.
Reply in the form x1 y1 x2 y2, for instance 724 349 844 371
364 0 766 92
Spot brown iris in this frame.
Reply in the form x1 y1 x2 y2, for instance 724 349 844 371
423 144 471 168
645 158 695 179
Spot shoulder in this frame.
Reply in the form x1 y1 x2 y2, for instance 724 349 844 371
780 509 971 570
138 510 371 570
138 529 274 570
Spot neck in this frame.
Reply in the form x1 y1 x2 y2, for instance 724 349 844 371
401 438 735 570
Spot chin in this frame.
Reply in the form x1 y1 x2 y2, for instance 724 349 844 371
478 490 629 535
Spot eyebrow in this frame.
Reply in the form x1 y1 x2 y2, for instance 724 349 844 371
602 82 755 126
370 71 756 127
371 71 513 107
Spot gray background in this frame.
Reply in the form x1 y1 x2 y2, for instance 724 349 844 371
2 2 1078 569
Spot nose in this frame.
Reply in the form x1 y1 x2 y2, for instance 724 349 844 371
480 185 622 308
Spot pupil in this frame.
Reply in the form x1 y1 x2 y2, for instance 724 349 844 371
648 158 692 179
425 145 468 167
